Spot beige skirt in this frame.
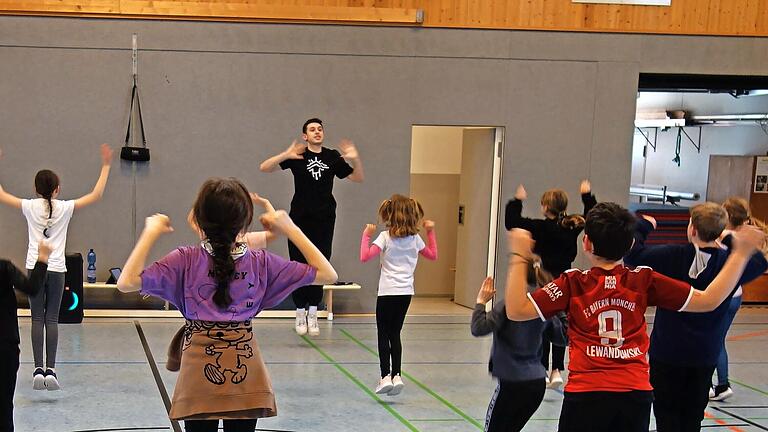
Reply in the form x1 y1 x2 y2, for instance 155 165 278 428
168 320 277 420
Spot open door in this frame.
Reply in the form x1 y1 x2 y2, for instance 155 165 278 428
410 126 504 310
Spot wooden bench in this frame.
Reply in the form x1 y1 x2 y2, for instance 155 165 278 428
42 282 362 320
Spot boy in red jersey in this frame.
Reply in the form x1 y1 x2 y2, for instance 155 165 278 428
504 202 764 432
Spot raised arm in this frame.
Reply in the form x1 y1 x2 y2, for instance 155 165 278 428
339 139 364 183
360 224 381 262
259 140 305 173
471 277 504 336
117 214 174 292
504 185 542 233
262 210 337 285
5 241 49 296
74 144 113 210
419 220 438 260
580 180 597 216
505 229 542 321
685 225 765 312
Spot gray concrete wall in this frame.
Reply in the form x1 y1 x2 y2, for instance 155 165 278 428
1 17 767 312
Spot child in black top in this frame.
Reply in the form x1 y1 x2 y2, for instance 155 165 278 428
504 180 596 387
1 241 49 432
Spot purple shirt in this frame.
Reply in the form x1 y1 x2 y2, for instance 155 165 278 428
140 246 317 321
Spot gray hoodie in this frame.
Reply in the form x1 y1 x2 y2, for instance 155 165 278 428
471 302 567 382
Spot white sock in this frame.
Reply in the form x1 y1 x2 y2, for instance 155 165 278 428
297 308 306 315
308 306 318 315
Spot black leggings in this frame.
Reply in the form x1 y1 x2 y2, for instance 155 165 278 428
184 419 257 432
485 378 546 432
289 213 334 308
376 295 412 378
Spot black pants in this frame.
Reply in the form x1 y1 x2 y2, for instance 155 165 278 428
376 295 411 378
541 320 565 371
485 378 546 432
185 419 257 432
558 390 653 432
650 358 715 432
289 213 335 308
0 345 19 432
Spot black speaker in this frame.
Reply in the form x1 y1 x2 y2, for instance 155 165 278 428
59 253 84 324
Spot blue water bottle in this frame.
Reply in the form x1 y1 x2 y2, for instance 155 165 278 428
87 249 96 283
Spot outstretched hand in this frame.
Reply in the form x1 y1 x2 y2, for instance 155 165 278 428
100 144 114 166
260 210 295 235
423 220 435 231
515 184 527 201
732 224 767 255
37 240 52 264
250 193 275 213
364 224 377 236
283 140 306 160
580 179 591 195
339 139 359 160
476 277 496 304
145 214 174 236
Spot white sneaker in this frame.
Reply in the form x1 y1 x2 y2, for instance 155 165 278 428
375 376 393 395
295 309 308 336
547 369 563 389
709 386 716 399
32 368 46 390
307 310 320 337
389 375 404 396
711 385 734 401
44 369 61 391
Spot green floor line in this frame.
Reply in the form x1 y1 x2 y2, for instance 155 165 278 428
339 328 484 430
300 335 419 432
731 378 768 398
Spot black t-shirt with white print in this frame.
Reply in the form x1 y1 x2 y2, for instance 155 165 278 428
279 147 353 218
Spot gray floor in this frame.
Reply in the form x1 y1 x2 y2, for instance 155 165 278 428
12 307 768 432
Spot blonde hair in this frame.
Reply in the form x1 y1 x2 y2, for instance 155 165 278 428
378 194 424 238
541 189 585 230
690 202 727 242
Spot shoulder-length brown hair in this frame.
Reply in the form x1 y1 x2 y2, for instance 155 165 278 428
378 194 424 238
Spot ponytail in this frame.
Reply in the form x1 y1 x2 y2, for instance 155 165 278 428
560 214 586 230
34 169 59 220
208 228 236 308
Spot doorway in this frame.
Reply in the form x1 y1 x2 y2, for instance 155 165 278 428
409 126 504 310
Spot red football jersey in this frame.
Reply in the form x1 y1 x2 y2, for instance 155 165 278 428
528 265 692 392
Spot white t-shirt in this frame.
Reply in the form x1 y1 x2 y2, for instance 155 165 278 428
373 231 425 296
22 198 75 272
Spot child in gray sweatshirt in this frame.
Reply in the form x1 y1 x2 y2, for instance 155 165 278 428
471 256 566 432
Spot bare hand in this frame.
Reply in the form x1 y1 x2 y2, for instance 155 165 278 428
508 228 534 257
423 220 435 231
100 144 114 166
476 277 496 304
640 214 657 229
37 241 51 264
580 180 591 195
145 214 174 236
283 140 306 160
250 193 275 212
339 139 359 160
259 210 295 235
732 225 766 255
515 184 527 201
364 224 376 236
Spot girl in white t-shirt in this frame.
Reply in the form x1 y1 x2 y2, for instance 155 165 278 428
0 144 113 390
360 194 437 396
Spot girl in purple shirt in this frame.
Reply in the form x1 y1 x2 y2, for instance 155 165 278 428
117 178 337 432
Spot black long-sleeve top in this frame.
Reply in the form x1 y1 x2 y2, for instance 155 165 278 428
1 260 47 347
505 192 597 276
